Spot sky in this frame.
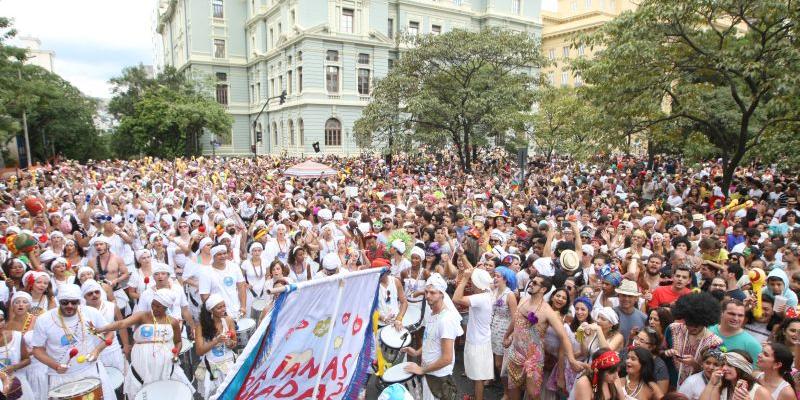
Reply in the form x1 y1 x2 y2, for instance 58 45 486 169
2 0 157 99
1 0 556 99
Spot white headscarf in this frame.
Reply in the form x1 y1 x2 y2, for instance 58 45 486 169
205 293 225 310
424 273 464 335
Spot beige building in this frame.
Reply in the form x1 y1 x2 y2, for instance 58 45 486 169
17 36 56 73
541 0 635 87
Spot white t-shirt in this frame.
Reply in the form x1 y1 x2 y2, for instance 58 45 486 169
199 262 245 315
421 309 461 377
466 292 493 345
390 258 411 277
678 371 708 400
30 306 109 374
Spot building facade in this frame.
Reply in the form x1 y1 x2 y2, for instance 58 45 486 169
156 0 542 156
540 0 635 87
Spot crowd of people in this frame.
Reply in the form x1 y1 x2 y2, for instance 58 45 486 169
0 151 798 400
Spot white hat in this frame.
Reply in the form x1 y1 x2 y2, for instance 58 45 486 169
11 291 32 304
702 220 716 229
581 244 595 257
391 240 406 254
533 257 555 277
210 245 227 257
57 284 82 301
318 209 333 221
322 253 341 271
199 237 214 249
410 246 425 260
640 216 657 227
615 279 640 297
205 294 225 310
81 279 103 297
591 306 619 325
673 224 687 237
152 262 171 275
153 288 176 308
471 269 492 291
559 250 580 272
629 201 640 209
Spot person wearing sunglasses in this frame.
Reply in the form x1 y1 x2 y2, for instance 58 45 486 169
29 284 116 400
82 279 129 374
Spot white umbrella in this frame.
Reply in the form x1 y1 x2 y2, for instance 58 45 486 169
282 160 338 179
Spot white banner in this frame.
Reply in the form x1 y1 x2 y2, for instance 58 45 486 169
213 269 382 400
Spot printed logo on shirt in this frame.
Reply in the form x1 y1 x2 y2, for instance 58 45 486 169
212 345 225 357
140 326 154 338
0 358 10 368
60 335 78 347
223 276 235 287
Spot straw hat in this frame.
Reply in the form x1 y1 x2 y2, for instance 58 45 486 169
559 249 580 272
615 279 641 297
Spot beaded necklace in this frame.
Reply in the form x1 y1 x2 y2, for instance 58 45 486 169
56 308 85 346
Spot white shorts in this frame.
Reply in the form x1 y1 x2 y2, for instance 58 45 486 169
464 341 494 381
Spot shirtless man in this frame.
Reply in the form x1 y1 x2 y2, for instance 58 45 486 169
87 237 130 295
504 275 588 400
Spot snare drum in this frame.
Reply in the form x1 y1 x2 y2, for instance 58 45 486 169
106 366 124 390
236 318 256 349
401 304 422 329
380 362 422 399
379 327 411 364
135 380 193 400
251 299 268 322
48 378 103 400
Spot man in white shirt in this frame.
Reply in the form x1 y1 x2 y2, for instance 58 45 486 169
402 274 461 400
30 284 116 400
453 268 494 400
199 245 246 320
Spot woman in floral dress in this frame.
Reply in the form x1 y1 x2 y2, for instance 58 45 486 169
490 267 517 397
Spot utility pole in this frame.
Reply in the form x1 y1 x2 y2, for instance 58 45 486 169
252 90 286 157
18 68 32 169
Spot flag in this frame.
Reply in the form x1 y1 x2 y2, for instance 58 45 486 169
212 269 383 400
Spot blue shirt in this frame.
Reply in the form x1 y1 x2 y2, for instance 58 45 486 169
709 325 762 366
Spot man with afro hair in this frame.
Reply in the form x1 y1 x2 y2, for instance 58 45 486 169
663 292 724 387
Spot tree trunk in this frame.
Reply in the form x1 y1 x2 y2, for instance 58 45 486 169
647 139 655 171
464 128 473 173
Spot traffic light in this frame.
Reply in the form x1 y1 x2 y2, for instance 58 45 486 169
256 131 262 142
279 90 287 105
312 142 320 153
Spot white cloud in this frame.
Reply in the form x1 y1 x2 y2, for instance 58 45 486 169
3 0 156 98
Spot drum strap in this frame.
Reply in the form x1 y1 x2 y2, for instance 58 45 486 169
204 357 217 381
130 364 145 384
241 268 258 298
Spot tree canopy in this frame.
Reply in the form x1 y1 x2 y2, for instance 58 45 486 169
109 65 232 159
573 0 800 193
354 28 546 171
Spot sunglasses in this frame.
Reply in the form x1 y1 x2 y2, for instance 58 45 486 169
95 215 112 222
86 290 101 297
60 300 80 306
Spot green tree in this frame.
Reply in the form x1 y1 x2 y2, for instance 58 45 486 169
354 28 546 172
110 66 232 159
526 87 604 160
0 16 26 165
574 0 800 194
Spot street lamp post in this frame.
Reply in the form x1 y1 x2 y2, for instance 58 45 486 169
18 68 32 169
252 90 286 158
210 137 220 158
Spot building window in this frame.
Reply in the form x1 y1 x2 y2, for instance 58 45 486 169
431 25 441 35
297 67 303 93
358 53 370 64
326 50 339 61
278 23 282 34
272 122 278 146
215 73 228 105
578 45 585 56
214 39 226 58
562 46 569 58
256 122 263 142
325 118 342 146
287 55 292 65
453 0 461 6
297 51 302 61
388 59 395 69
512 0 521 14
270 78 275 96
585 0 591 7
250 84 255 103
299 119 304 145
341 8 354 33
358 68 370 95
575 74 583 87
291 10 296 25
326 66 340 93
388 18 394 38
561 71 569 86
279 75 285 93
287 71 293 94
289 120 295 145
408 21 419 35
571 1 578 11
256 82 261 100
547 72 555 85
213 0 224 18
548 48 555 60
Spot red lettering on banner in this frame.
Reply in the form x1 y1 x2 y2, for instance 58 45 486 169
327 382 345 399
341 353 352 377
352 316 363 335
275 380 299 398
341 312 351 325
273 356 291 378
298 356 321 379
321 356 340 380
297 320 309 329
282 360 302 380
